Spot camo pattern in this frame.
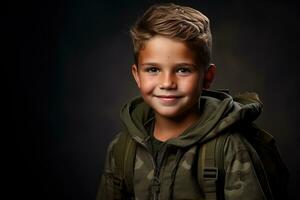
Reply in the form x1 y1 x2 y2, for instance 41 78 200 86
224 133 266 200
98 132 266 200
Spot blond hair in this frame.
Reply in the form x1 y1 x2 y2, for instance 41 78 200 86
130 3 212 68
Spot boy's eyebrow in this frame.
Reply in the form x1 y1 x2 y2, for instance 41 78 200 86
175 62 198 68
140 62 161 67
140 62 197 68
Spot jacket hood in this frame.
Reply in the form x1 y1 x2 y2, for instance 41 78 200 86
119 89 262 147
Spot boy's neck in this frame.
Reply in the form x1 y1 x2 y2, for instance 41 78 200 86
153 109 201 142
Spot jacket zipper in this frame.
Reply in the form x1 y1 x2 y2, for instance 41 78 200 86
152 148 167 200
133 136 167 200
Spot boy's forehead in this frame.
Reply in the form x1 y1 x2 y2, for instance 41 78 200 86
138 36 199 65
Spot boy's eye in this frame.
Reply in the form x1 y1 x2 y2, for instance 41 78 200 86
176 67 192 74
145 66 160 74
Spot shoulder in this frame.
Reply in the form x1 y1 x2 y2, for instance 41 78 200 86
223 123 275 158
222 130 256 172
103 132 123 171
223 131 251 157
222 123 262 156
107 132 123 151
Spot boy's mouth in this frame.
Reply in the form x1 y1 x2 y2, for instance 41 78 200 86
154 95 182 104
155 95 180 98
154 94 182 98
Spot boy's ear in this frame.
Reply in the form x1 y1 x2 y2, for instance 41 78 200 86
131 64 141 88
203 63 216 89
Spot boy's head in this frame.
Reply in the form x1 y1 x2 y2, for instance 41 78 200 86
130 3 212 68
130 3 216 119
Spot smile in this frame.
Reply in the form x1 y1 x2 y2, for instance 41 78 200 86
154 95 182 105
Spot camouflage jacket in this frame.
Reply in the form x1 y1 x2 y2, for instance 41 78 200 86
98 90 267 200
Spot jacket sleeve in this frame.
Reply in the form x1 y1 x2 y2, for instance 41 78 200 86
96 134 120 200
223 133 266 200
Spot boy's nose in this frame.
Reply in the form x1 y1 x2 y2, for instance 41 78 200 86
159 73 177 90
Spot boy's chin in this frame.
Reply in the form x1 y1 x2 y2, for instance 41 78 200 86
152 107 186 119
147 99 200 120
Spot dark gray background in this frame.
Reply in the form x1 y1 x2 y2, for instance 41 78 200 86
12 0 299 199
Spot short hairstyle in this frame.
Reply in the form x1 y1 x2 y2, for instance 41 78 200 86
130 3 212 68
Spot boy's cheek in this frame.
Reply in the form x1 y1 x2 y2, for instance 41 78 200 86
139 84 154 95
139 79 156 91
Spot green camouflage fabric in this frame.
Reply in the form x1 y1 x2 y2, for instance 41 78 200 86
98 90 267 200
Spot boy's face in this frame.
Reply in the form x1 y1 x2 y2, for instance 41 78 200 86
132 36 215 119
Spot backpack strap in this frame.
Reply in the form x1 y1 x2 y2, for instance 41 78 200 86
198 138 218 200
113 131 136 199
198 134 229 200
214 134 230 200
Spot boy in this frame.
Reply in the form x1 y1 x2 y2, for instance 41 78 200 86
97 3 288 200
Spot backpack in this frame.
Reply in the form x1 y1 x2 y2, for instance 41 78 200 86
198 122 289 200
